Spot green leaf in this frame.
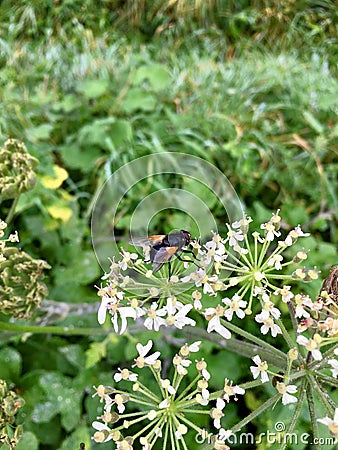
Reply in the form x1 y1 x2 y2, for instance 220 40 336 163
132 64 170 90
26 124 54 141
58 345 86 370
121 87 157 113
109 119 133 147
77 79 109 99
59 425 91 450
303 111 324 134
0 347 22 380
53 250 101 285
52 95 81 113
32 401 57 423
60 145 102 172
15 431 39 450
85 341 107 368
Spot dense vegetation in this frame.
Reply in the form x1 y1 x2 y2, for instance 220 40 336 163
0 1 336 449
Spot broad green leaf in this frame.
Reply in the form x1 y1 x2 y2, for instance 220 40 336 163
53 250 101 285
0 347 22 380
60 145 102 172
109 119 133 147
59 425 91 450
132 64 170 90
77 79 109 99
26 124 54 141
121 87 156 113
32 401 57 423
15 431 39 450
58 345 86 370
51 95 81 113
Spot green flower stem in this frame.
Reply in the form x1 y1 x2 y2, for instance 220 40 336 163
278 378 307 450
5 196 19 223
0 321 109 336
208 379 264 402
184 325 287 368
308 373 336 415
306 381 321 450
314 372 338 388
221 319 288 362
231 394 281 433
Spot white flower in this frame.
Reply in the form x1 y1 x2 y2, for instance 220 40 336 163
144 303 167 331
317 408 338 436
114 368 138 383
119 250 138 270
296 334 322 361
260 221 280 241
211 398 225 429
267 254 283 270
250 355 269 383
276 382 298 405
188 341 201 352
262 300 281 320
276 285 294 303
223 294 247 321
133 340 160 368
226 223 244 247
111 306 137 334
173 354 191 375
294 294 310 319
207 315 231 339
328 359 338 379
165 300 196 329
92 421 113 442
255 310 282 337
222 379 245 402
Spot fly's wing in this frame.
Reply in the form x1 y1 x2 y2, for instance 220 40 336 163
152 246 178 273
129 235 166 247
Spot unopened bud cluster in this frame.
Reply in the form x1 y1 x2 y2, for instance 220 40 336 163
0 139 38 200
0 379 24 448
0 220 50 319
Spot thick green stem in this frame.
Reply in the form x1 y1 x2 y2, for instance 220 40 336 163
5 196 19 223
0 321 110 336
278 378 307 450
183 325 287 368
306 381 321 450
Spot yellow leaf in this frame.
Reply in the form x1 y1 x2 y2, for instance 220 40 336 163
46 205 73 222
41 165 68 189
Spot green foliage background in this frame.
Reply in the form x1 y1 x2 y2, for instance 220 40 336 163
0 1 337 449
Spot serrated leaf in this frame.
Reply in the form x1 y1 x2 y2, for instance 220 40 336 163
85 341 107 368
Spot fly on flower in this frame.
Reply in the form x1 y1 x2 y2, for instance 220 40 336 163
129 229 200 279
